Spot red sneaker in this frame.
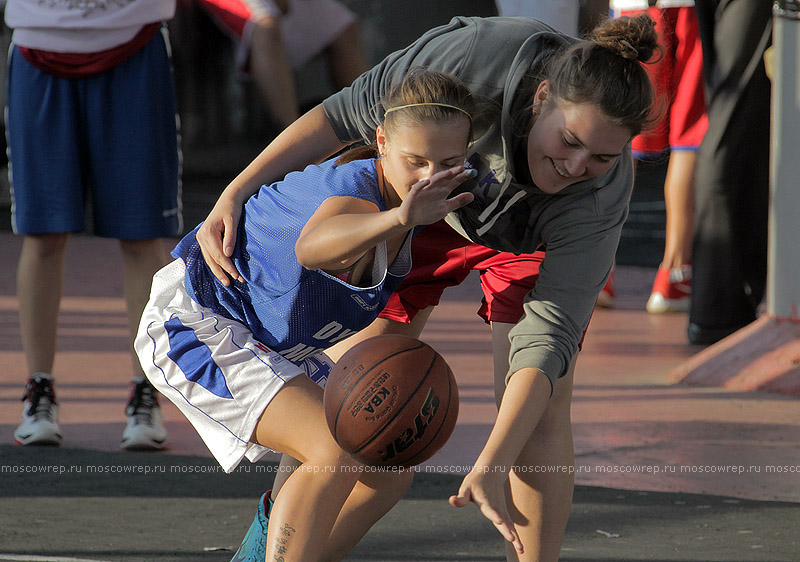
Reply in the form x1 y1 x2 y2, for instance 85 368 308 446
596 267 616 308
646 265 691 314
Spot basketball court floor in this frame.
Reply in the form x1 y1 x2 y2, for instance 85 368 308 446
1 233 798 560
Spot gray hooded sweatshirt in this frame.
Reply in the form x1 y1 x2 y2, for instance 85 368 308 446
322 16 634 391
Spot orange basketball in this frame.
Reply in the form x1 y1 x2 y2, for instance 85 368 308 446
323 335 459 467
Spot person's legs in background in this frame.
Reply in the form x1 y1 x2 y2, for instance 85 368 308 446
119 239 171 450
660 152 695 272
10 26 181 448
7 42 79 447
14 234 68 445
198 0 368 130
646 149 695 313
647 5 707 314
324 19 369 90
271 0 368 100
14 235 173 449
688 0 771 344
603 4 706 314
494 0 580 35
91 28 180 449
248 13 301 128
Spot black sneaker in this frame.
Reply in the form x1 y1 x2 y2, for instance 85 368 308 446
14 374 62 446
687 322 744 346
120 377 168 450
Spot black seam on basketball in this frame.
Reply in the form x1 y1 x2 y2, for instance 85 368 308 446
331 340 426 439
350 347 437 457
399 357 457 467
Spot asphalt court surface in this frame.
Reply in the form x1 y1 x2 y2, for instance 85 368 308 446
1 446 798 562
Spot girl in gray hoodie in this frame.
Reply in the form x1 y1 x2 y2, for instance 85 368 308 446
198 14 658 562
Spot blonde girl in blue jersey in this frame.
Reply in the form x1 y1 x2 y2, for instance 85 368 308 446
135 68 476 562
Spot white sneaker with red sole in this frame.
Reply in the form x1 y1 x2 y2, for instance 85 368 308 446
646 265 691 314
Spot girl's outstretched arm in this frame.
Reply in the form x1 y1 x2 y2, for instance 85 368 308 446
296 167 474 271
448 367 553 555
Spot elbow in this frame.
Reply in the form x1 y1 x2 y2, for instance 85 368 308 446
294 239 317 270
294 238 351 271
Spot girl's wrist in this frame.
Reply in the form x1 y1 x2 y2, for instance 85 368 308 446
219 184 246 209
386 207 414 230
473 450 511 475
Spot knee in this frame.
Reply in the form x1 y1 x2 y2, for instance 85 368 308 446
365 465 415 492
387 468 415 499
332 21 362 45
395 467 415 495
23 233 68 259
251 15 284 46
301 433 349 468
119 239 166 265
294 428 367 479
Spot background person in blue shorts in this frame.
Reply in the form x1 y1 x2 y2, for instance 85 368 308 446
5 0 182 451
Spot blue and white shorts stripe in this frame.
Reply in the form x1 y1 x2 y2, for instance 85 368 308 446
135 259 333 472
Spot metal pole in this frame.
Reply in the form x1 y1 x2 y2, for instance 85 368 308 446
768 0 800 319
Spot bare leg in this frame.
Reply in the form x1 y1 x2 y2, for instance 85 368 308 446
270 428 414 562
267 310 433 558
661 150 696 269
272 309 434 493
322 465 415 561
273 308 434 492
119 238 169 378
17 233 69 376
325 306 434 362
325 21 370 89
249 16 301 129
492 322 575 562
254 375 377 561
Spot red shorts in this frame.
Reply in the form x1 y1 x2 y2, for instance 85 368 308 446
197 0 357 70
379 221 544 325
197 0 281 36
621 6 708 157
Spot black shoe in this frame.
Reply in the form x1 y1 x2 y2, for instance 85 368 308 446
14 374 62 446
121 377 168 450
687 322 743 346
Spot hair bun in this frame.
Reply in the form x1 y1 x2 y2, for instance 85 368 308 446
591 14 659 63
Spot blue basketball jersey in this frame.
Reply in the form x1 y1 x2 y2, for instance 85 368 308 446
173 158 412 364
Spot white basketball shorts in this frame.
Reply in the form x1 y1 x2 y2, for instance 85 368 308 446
135 259 333 473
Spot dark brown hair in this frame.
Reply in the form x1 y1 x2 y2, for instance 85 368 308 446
545 14 661 136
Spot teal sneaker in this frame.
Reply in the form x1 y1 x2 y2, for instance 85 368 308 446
230 491 271 562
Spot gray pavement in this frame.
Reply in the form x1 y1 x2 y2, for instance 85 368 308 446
1 445 798 562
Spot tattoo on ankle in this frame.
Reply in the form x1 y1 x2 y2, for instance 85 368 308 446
273 523 296 561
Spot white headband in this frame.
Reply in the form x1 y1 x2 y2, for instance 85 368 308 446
384 102 471 120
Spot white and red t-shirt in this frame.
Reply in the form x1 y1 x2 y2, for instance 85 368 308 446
4 0 175 52
611 0 695 13
4 0 176 77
